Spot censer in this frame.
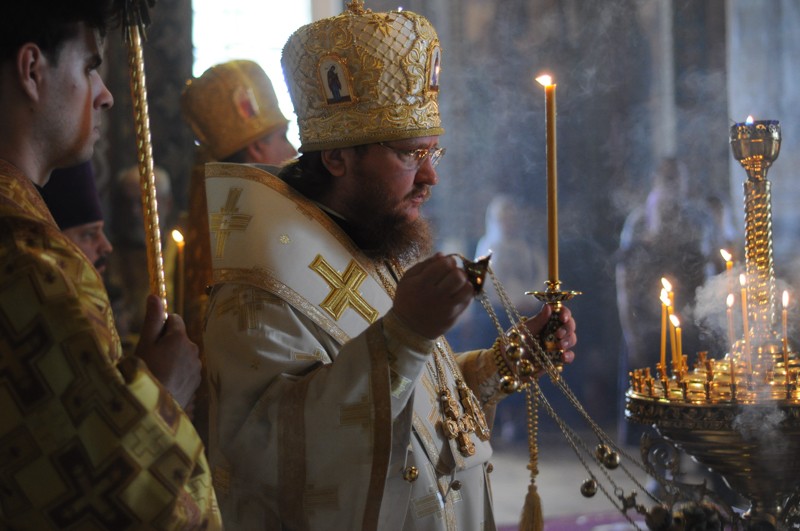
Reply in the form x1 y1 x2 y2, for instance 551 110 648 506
626 118 800 530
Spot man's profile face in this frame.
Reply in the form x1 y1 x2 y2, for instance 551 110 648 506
257 125 297 165
40 24 113 168
62 220 113 273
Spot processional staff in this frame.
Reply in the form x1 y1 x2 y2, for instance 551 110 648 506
121 0 168 311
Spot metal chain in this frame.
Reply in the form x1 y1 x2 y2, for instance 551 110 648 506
483 265 654 522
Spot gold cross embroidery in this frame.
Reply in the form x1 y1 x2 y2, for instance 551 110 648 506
209 187 252 259
215 286 276 331
421 372 440 425
309 255 379 323
339 394 372 431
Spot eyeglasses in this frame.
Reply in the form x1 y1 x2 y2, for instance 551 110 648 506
377 142 446 170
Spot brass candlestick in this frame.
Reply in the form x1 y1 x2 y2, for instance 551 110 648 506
528 281 581 367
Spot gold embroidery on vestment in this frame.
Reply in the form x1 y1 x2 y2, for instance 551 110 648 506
214 286 274 331
291 348 325 362
309 254 379 323
413 490 445 519
339 393 372 431
421 372 440 425
209 187 252 259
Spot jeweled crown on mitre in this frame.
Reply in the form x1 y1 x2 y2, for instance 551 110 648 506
181 60 290 160
281 0 444 152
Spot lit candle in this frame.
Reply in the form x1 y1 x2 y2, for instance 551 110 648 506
720 249 733 272
661 278 676 361
720 249 734 297
669 314 681 374
536 74 558 283
726 293 735 355
661 277 674 308
660 287 670 371
783 290 790 371
783 290 789 343
172 229 185 316
739 273 751 373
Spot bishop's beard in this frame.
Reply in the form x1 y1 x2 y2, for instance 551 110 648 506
357 215 433 267
346 185 434 266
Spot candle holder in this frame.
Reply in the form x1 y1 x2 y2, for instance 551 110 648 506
626 118 800 530
528 281 581 367
730 119 780 182
733 119 781 351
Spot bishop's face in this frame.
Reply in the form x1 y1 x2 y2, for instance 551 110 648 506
325 135 441 261
336 135 440 225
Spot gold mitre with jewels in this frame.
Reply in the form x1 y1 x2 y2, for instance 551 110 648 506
281 0 444 152
181 59 289 160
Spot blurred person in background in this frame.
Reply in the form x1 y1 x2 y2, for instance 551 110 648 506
40 160 113 275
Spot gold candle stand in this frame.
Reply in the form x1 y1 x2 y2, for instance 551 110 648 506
123 2 168 311
626 118 800 530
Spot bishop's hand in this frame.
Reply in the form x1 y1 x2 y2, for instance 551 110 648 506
393 253 474 340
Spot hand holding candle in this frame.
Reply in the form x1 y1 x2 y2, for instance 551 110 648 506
527 72 580 365
536 74 558 285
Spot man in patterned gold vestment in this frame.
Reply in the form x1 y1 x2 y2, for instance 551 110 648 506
0 1 221 528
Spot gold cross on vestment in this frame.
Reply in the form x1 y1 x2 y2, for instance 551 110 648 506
209 187 252 259
339 394 372 431
309 255 379 323
215 286 276 331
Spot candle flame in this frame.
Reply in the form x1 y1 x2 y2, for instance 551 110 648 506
726 293 734 308
720 249 732 262
739 273 747 287
669 314 680 328
536 74 553 87
171 228 184 244
661 277 672 292
660 289 670 306
783 290 790 308
745 115 754 125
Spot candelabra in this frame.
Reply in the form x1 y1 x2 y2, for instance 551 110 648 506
626 118 800 530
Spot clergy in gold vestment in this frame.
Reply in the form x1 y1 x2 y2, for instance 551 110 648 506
0 1 220 528
179 59 297 445
203 3 576 530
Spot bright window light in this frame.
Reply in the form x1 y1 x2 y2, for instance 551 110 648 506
191 1 312 149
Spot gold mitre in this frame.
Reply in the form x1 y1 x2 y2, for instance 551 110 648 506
181 59 289 160
281 0 444 152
